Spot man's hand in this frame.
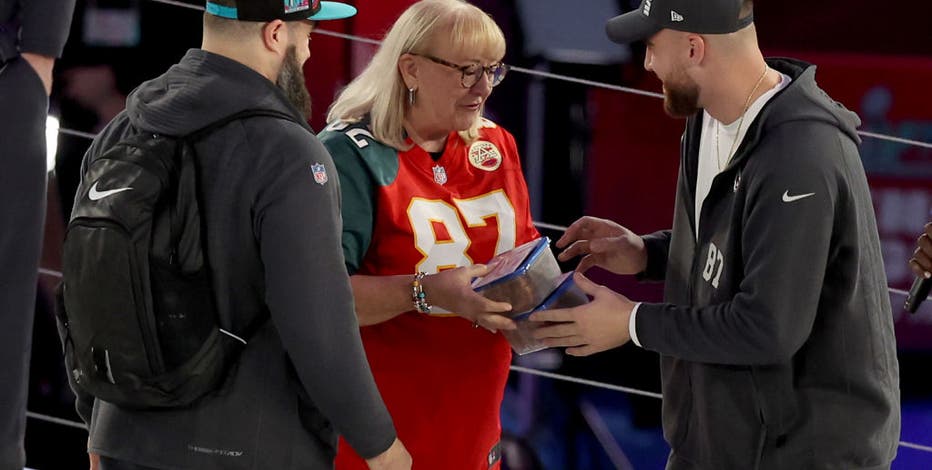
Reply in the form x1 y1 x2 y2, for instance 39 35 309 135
365 438 412 470
556 216 647 275
909 222 932 279
20 52 55 95
422 264 516 332
529 272 634 356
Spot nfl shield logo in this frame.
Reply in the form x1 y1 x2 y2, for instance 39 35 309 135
311 163 328 185
432 165 447 185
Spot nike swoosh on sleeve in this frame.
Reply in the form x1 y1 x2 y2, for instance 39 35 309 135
781 191 815 203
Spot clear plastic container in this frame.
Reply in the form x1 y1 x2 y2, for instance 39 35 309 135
472 237 561 315
504 272 590 355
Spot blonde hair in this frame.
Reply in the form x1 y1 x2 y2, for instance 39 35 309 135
326 0 506 150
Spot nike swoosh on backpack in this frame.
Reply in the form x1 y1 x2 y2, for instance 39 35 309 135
88 182 133 201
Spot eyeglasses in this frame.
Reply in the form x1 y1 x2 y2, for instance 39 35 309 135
412 53 509 88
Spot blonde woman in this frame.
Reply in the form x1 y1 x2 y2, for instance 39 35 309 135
319 1 540 468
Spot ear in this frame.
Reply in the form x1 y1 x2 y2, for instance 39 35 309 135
397 53 419 90
686 34 706 65
261 20 289 56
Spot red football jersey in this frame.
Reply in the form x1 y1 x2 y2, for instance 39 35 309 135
320 119 539 469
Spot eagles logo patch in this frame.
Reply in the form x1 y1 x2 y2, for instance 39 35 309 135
468 141 502 171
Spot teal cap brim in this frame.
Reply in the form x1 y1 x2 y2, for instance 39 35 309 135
308 1 356 20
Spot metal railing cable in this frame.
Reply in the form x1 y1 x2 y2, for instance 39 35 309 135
509 366 663 400
26 412 87 431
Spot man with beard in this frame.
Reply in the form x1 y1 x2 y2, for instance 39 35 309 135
68 1 411 469
530 0 901 469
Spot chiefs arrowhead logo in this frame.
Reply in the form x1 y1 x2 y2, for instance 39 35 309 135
468 141 502 171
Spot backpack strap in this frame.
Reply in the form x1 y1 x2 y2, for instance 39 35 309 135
175 109 302 345
165 108 302 247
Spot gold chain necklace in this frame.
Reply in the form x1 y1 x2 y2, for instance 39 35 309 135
716 66 770 171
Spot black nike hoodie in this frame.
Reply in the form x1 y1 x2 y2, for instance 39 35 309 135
636 58 901 469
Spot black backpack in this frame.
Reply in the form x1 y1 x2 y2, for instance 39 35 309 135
55 109 295 409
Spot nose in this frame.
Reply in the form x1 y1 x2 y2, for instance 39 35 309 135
643 50 653 71
470 71 493 96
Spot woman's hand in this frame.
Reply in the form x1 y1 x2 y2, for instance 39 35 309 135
422 264 517 331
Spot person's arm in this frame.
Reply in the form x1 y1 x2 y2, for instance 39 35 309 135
635 124 840 365
349 267 514 330
638 230 672 281
256 127 396 458
19 0 76 95
88 438 99 469
364 438 411 470
347 274 412 325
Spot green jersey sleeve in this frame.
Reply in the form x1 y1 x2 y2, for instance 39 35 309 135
320 130 377 274
320 122 401 274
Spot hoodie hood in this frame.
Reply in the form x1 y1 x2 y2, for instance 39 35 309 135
125 49 310 136
733 58 862 166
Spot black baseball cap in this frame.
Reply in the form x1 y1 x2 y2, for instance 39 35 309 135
205 0 356 22
606 0 753 44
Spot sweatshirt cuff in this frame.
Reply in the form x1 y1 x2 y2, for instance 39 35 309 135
635 233 669 281
353 430 397 460
629 302 642 347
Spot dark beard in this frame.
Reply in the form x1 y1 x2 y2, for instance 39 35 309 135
276 46 312 120
662 69 700 118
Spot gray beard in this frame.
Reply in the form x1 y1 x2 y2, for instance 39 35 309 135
276 46 312 120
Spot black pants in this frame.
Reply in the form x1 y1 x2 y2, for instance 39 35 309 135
0 56 48 469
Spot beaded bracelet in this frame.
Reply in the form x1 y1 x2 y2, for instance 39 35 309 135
412 272 432 314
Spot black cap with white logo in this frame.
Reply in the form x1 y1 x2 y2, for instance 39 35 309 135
606 0 753 44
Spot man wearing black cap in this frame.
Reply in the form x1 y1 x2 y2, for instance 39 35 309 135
71 1 411 469
532 0 902 468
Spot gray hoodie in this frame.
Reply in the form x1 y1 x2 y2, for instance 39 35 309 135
76 49 396 469
637 58 901 469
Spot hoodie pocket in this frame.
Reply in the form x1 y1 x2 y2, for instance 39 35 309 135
675 365 767 468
